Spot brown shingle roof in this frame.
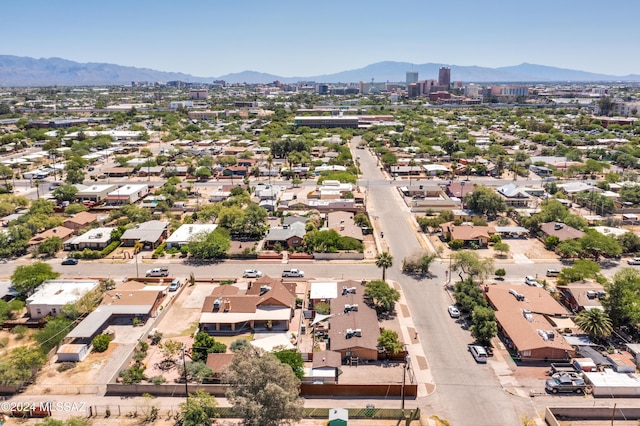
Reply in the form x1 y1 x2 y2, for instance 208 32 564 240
540 222 584 241
312 350 342 368
29 226 74 245
205 353 235 374
486 285 573 353
63 211 97 226
328 286 380 352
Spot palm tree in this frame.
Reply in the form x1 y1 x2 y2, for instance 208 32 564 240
574 309 613 340
408 158 417 187
376 252 393 281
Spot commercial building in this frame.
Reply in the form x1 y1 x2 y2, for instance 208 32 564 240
406 71 419 86
438 67 451 88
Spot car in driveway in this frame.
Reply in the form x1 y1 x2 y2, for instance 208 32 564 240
168 279 182 292
448 305 461 318
61 258 78 265
627 258 640 265
242 269 263 278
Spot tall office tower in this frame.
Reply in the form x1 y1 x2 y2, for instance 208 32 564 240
438 67 451 88
406 71 419 86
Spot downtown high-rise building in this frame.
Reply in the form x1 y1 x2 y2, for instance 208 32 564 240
438 67 451 88
406 71 419 86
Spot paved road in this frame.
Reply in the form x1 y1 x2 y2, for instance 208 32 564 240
352 136 536 425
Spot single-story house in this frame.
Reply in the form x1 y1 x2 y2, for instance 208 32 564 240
103 167 135 178
105 184 150 205
75 184 118 203
165 224 218 249
64 227 114 251
326 211 363 242
120 220 169 249
440 223 496 246
199 277 296 335
264 221 306 249
27 280 99 319
63 211 98 233
28 226 74 247
328 280 380 362
485 285 575 362
557 282 605 313
540 222 585 241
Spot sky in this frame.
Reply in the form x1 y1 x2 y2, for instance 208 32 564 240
2 0 639 78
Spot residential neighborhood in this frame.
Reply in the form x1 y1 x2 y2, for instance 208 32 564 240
2 69 640 426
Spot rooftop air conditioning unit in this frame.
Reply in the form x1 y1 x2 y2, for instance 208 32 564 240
354 329 362 337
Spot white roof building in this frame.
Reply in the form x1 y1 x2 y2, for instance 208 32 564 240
310 282 338 300
27 280 99 319
165 224 218 248
76 184 118 202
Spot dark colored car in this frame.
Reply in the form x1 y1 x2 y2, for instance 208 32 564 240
61 258 78 265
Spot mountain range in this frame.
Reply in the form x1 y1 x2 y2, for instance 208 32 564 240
0 55 639 86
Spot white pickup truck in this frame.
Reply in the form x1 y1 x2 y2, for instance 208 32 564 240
282 269 304 278
145 267 169 277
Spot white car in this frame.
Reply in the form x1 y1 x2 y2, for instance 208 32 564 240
242 269 263 278
627 258 640 265
448 305 461 318
525 275 539 286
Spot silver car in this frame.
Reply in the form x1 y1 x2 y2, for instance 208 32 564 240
242 269 263 278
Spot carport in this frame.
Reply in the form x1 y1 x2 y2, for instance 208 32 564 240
494 226 530 239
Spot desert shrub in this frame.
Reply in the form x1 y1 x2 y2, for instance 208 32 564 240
57 362 76 372
92 334 111 352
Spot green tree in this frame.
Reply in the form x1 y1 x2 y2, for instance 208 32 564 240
401 252 437 276
34 317 73 353
544 236 560 250
377 328 404 354
51 184 78 203
158 339 183 362
493 242 510 257
602 268 640 329
617 232 640 254
64 203 88 215
273 349 304 380
375 252 393 281
574 309 613 340
179 390 219 426
11 261 60 296
91 334 111 352
453 278 488 313
558 259 602 284
464 185 506 218
470 305 498 346
451 251 494 282
224 348 304 426
191 332 227 363
195 166 211 180
364 279 400 313
38 236 63 257
579 229 622 260
187 228 231 259
180 361 214 384
10 346 46 380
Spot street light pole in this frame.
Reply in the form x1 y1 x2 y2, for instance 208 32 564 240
401 354 411 410
182 344 189 398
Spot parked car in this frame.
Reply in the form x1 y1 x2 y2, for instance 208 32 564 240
545 374 587 394
627 258 640 265
447 305 461 318
242 269 263 278
546 269 560 277
87 166 95 171
469 345 488 363
282 269 304 278
525 276 540 286
61 258 78 265
168 279 181 292
146 267 169 277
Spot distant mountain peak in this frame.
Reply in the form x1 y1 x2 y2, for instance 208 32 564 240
0 55 638 86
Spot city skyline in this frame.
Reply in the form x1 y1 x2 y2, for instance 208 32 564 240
2 0 639 78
